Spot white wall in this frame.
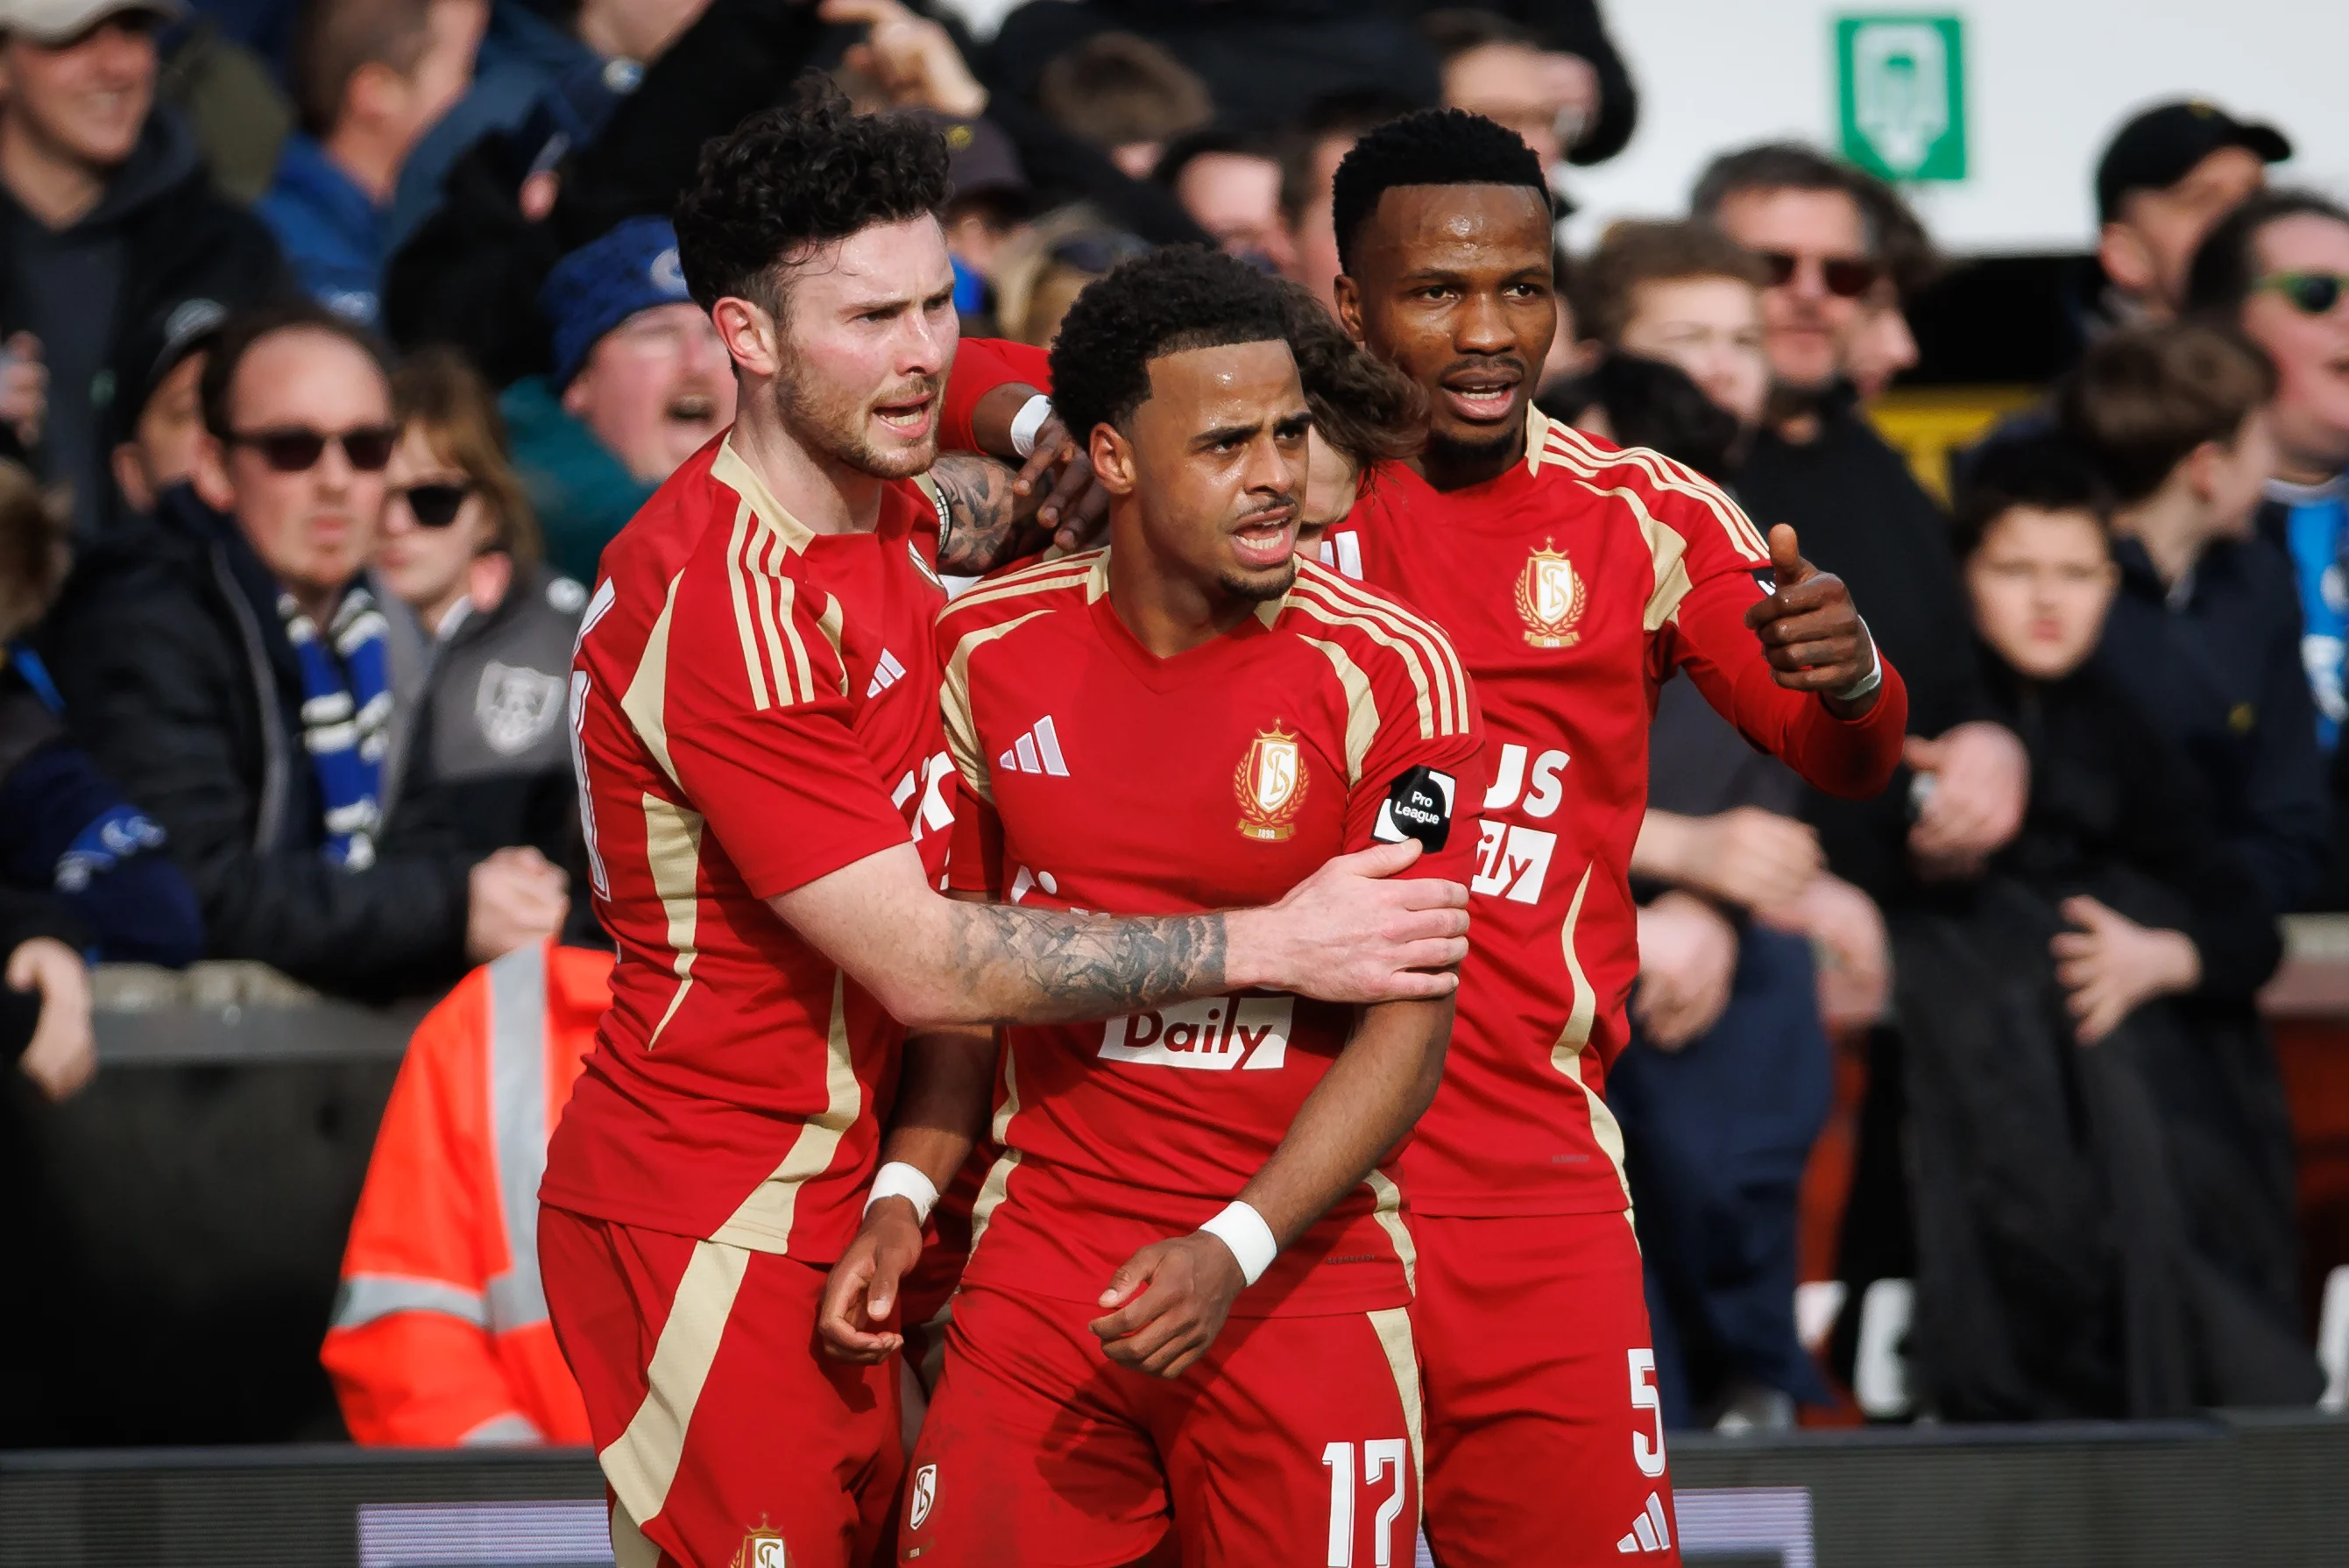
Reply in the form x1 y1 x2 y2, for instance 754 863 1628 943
1561 1 2349 254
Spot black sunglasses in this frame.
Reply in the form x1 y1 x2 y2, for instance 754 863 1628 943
2256 272 2349 316
395 481 475 528
1757 250 1880 299
229 425 399 474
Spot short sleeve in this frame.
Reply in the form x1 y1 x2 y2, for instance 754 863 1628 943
666 704 911 899
1342 690 1490 890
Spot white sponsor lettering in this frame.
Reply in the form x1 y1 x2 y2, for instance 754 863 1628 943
1100 995 1292 1070
1472 821 1557 904
1481 742 1569 816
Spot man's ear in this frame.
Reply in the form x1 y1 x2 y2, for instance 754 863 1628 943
559 367 591 417
2098 222 2156 300
343 60 405 130
110 441 153 514
2183 438 2225 503
190 434 235 513
1088 422 1137 497
1332 274 1368 348
711 296 779 380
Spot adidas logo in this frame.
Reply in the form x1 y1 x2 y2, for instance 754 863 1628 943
997 715 1070 777
866 649 908 699
1617 1494 1673 1554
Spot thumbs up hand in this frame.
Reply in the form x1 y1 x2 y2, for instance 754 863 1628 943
1742 524 1880 716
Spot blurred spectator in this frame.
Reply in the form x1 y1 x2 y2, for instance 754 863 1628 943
501 216 731 584
1277 89 1417 314
1404 0 1634 166
1272 276 1422 538
258 0 487 327
3 458 200 1100
1695 143 2027 903
105 294 227 516
1548 220 1840 1430
43 300 566 999
2061 321 2330 918
2187 195 2349 784
989 214 1150 347
1890 433 2311 1418
985 0 1441 139
1032 29 1209 180
0 0 281 542
2091 101 2289 332
323 939 605 1445
1157 128 1292 272
1841 167 1937 405
375 348 585 882
915 111 1037 330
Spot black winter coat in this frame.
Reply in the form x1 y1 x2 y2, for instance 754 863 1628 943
39 487 474 999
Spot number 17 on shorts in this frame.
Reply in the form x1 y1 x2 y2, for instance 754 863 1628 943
1324 1438 1412 1568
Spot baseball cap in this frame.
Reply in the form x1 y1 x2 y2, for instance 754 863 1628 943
915 110 1032 212
0 0 183 45
539 215 696 389
110 293 227 425
2096 101 2292 222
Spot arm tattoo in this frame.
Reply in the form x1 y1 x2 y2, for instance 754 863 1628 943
952 903 1231 1023
930 453 1029 576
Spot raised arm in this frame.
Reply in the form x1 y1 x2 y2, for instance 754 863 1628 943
768 837 1468 1030
1084 994 1454 1379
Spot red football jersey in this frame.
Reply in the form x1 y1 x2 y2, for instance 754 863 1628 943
1321 409 1907 1218
541 436 960 1259
935 551 1488 1317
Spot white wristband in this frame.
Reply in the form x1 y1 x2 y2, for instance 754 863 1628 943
1196 1200 1279 1287
1829 618 1882 705
1008 393 1053 458
864 1161 939 1225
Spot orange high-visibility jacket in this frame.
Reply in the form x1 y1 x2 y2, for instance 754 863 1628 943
323 941 611 1445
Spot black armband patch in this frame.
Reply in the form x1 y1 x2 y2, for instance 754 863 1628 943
1372 766 1457 851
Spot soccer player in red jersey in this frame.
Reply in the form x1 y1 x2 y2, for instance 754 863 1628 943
1314 112 1913 1564
817 248 1488 1567
542 95 1474 1568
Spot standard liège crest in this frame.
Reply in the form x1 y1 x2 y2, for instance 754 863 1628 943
1235 724 1309 841
1515 538 1586 647
908 1462 939 1529
733 1521 789 1568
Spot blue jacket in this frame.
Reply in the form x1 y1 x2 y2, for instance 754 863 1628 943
2093 535 2333 915
500 375 654 585
256 134 388 325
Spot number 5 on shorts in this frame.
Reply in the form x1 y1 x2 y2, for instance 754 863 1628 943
1629 1348 1666 1478
1322 1437 1410 1568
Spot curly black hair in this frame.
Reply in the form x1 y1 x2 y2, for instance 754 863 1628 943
1049 246 1295 441
1329 109 1548 276
673 76 950 314
1273 278 1423 467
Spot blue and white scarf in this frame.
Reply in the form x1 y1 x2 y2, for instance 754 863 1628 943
279 585 392 869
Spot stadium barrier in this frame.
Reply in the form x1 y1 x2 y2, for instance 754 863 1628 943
4 1416 2349 1567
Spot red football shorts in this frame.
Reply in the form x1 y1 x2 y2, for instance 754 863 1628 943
539 1205 903 1568
900 1282 1423 1568
1414 1210 1680 1565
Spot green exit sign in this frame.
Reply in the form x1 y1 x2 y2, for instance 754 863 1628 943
1836 15 1967 182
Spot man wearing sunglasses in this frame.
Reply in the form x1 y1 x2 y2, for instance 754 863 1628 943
46 297 572 1002
2189 189 2349 903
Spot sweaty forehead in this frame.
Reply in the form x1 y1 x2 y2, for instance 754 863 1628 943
1141 339 1302 420
1360 184 1553 273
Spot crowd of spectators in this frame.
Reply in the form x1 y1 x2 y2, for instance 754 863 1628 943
2 0 2346 1438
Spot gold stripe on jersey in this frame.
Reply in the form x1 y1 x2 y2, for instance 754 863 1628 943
1522 402 1559 471
1286 576 1462 742
1297 634 1380 786
1362 1167 1416 1292
938 550 1098 618
608 1496 659 1568
814 590 849 696
725 502 775 710
1543 421 1774 562
1368 1306 1426 1499
1561 471 1699 632
1546 865 1634 1211
598 1235 752 1531
711 434 816 553
620 572 685 784
966 1044 1025 1252
1290 562 1472 734
939 609 1056 803
640 794 704 1048
710 970 866 1253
